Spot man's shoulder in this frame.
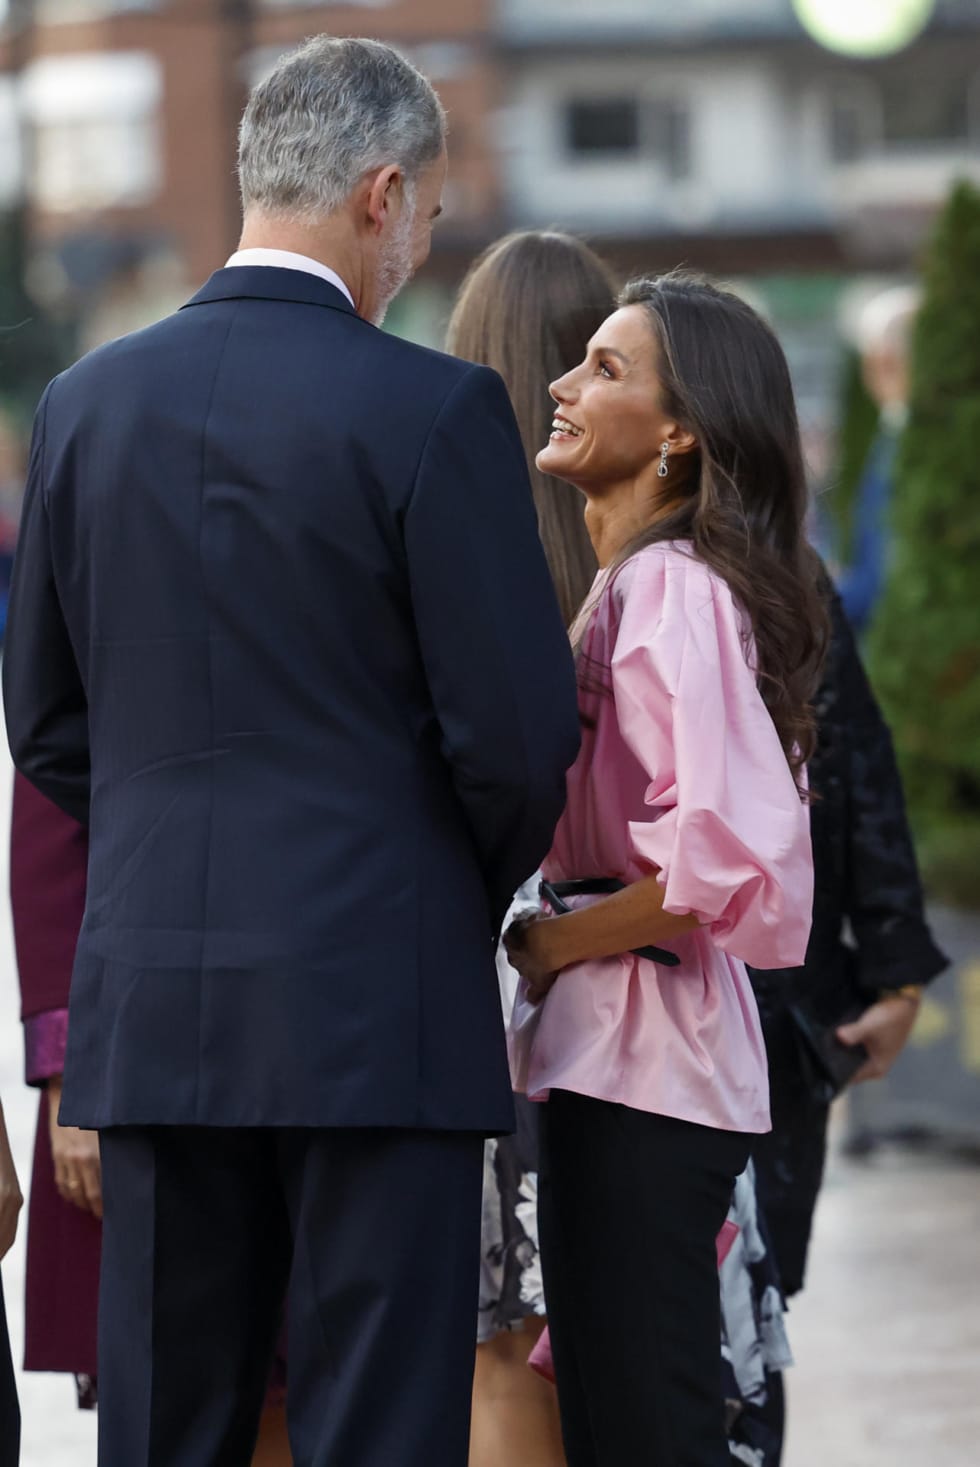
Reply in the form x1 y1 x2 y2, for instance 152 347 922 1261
46 302 501 437
333 328 508 445
47 311 192 400
354 326 491 401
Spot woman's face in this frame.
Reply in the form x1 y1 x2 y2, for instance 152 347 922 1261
536 304 679 492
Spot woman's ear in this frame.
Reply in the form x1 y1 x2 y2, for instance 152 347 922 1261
665 423 698 459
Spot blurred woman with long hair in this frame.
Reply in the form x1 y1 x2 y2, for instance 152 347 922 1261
448 230 616 1467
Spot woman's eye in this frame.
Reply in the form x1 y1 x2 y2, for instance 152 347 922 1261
598 361 614 379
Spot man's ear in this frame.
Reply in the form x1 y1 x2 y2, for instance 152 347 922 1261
365 165 403 236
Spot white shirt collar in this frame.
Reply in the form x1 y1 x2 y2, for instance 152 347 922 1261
224 248 355 309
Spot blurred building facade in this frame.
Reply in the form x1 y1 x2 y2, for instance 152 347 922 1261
500 0 980 274
0 0 979 357
0 0 502 346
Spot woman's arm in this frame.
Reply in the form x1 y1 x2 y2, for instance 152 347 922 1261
505 874 699 1001
0 1103 22 1261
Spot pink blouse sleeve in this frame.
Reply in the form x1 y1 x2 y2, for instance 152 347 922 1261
609 550 813 969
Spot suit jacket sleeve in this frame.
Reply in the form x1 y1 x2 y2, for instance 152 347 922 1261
404 364 581 929
3 383 91 825
831 592 948 991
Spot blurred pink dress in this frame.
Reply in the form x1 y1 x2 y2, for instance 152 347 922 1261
510 543 813 1134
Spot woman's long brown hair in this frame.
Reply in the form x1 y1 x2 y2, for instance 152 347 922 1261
618 272 828 786
447 231 617 625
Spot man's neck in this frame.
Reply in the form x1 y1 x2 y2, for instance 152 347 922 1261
237 214 363 312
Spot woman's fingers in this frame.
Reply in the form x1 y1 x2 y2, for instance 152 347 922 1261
57 1158 99 1215
53 1127 103 1216
526 970 558 1005
78 1154 103 1219
55 1165 78 1205
0 1188 23 1259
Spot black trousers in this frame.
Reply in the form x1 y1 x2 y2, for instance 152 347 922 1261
97 1125 484 1467
539 1090 751 1467
0 1273 19 1467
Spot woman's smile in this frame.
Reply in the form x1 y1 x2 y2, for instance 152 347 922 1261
549 413 584 443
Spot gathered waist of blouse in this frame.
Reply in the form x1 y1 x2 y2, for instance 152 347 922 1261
539 875 682 969
508 916 773 1136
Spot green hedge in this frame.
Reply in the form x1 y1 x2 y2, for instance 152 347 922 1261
865 181 980 908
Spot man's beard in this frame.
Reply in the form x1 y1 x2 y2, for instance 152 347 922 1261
373 201 416 327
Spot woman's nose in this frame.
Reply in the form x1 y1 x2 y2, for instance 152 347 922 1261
549 369 575 404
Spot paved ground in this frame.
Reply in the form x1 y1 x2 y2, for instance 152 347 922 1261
0 764 977 1465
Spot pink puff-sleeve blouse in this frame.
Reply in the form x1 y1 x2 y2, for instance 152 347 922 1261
509 542 814 1134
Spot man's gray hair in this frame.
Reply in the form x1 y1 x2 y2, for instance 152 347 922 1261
238 36 446 219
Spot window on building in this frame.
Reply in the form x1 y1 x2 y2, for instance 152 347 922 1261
880 77 969 146
564 95 691 177
566 98 640 157
827 73 971 163
21 52 163 213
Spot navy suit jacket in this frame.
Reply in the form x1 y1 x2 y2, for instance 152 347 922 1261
3 267 581 1131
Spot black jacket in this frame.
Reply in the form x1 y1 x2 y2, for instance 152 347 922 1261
751 586 947 1294
750 587 947 1027
3 266 581 1132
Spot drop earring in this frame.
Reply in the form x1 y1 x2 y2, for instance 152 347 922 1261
658 441 670 478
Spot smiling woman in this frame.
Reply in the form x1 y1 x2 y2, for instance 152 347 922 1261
541 273 827 783
505 270 827 1467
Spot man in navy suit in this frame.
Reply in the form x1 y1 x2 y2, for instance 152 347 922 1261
3 37 580 1466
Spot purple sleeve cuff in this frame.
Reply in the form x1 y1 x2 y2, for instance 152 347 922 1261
24 1008 69 1087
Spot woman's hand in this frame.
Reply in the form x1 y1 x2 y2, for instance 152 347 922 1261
0 1104 24 1261
837 990 922 1085
504 914 561 1005
505 873 698 1001
48 1077 103 1219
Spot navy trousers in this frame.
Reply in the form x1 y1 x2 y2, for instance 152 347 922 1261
97 1125 485 1467
0 1273 19 1467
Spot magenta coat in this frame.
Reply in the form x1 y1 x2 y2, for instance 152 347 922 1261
11 774 99 1378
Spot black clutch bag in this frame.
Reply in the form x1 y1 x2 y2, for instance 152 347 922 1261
788 999 868 1099
538 877 681 968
